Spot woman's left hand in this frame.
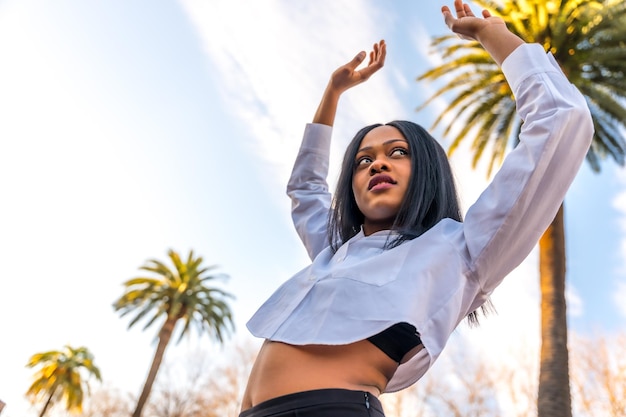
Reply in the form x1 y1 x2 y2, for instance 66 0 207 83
442 0 506 42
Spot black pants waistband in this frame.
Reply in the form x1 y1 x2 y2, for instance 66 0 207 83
239 388 385 417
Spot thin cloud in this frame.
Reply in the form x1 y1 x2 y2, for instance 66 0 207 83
612 167 626 318
615 281 626 318
178 0 404 186
612 165 626 319
566 283 584 318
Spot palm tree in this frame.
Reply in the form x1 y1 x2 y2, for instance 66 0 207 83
417 1 626 416
25 345 102 417
113 249 235 417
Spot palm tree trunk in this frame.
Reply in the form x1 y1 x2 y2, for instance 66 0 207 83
39 387 56 417
132 317 177 417
538 204 572 417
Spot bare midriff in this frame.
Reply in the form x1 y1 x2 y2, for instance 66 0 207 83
240 339 399 411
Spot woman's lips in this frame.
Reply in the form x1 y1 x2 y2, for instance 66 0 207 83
368 174 396 190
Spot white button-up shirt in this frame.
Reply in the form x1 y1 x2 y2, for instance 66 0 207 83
246 43 594 392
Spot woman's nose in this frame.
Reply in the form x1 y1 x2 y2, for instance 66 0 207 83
369 159 389 175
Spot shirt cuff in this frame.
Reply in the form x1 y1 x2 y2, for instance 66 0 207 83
501 43 563 94
301 123 333 154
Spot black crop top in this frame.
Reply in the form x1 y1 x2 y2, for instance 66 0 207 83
367 322 422 363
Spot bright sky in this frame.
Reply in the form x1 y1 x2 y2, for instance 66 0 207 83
1 1 625 416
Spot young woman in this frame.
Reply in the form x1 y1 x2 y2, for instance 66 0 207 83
239 1 594 416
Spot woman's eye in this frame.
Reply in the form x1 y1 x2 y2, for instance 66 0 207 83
357 157 372 165
391 148 408 157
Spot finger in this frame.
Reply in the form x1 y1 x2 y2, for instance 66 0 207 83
367 40 383 65
454 0 465 17
359 43 386 79
347 51 367 70
375 40 385 61
482 9 491 18
378 40 387 64
368 42 378 66
463 3 475 17
442 5 455 27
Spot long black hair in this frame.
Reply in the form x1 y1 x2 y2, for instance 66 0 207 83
328 120 462 250
328 120 490 324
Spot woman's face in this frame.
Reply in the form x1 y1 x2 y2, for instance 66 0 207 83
352 125 411 235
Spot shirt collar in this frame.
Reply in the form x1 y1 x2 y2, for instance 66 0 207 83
352 226 400 241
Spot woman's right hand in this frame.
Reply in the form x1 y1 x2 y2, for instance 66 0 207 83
313 40 386 126
328 40 386 95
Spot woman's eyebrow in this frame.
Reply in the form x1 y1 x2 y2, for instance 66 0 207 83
357 139 408 154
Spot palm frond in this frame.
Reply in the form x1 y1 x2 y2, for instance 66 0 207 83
417 0 626 175
26 345 101 414
113 249 235 346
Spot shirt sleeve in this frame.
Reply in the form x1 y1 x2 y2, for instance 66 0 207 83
455 43 594 293
286 123 333 260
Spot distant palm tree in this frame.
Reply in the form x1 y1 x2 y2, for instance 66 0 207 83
25 345 102 417
417 1 626 416
113 249 235 417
